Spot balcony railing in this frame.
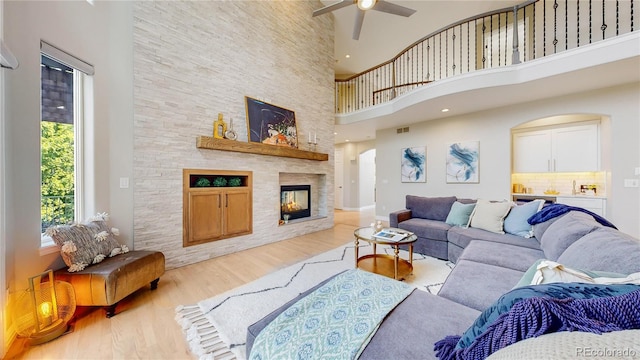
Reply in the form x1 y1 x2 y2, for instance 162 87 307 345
335 0 638 114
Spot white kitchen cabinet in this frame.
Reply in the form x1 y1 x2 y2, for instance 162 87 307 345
556 196 606 217
513 123 600 173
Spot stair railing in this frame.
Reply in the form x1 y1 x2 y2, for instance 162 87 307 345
335 0 638 114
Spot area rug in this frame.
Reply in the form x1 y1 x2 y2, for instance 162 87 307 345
175 242 454 360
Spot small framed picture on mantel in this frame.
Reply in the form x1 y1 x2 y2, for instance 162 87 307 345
245 96 298 149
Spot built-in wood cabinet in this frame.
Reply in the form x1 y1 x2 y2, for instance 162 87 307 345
513 123 600 173
183 169 252 247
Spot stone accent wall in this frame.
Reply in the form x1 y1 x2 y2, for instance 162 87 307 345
132 1 335 269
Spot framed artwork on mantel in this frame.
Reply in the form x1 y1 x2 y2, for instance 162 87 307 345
245 96 298 149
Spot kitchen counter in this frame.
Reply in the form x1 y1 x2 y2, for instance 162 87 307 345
512 193 607 217
512 193 607 199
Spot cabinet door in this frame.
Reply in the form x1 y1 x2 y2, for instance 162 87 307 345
512 130 552 173
188 191 223 244
224 189 252 236
552 124 599 172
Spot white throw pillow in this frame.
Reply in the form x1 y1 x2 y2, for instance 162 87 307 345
469 199 512 234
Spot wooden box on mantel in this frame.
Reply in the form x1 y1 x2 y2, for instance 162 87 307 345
196 136 329 161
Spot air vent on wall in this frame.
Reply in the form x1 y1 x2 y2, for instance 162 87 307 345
397 127 410 134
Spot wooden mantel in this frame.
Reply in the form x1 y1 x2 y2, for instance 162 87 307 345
196 136 329 161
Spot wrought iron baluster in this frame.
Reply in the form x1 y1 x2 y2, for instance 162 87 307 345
426 40 430 81
601 0 607 40
565 0 568 50
615 0 618 36
490 15 494 67
498 12 502 66
446 29 450 77
577 0 581 47
553 0 558 53
467 22 470 72
544 0 547 55
482 17 486 68
505 12 508 65
439 32 442 80
459 24 463 74
533 2 537 59
632 0 635 32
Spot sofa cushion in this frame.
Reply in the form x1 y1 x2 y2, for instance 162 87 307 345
398 218 451 242
359 291 480 360
438 259 524 311
447 226 541 251
405 195 457 221
458 240 545 272
469 199 512 234
503 200 544 237
531 215 562 241
557 227 640 274
539 211 601 260
445 201 476 227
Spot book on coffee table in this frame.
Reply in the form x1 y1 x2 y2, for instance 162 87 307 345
373 229 409 242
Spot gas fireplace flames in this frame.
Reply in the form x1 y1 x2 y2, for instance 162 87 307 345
282 201 302 212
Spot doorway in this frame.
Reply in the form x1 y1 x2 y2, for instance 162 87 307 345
334 148 344 209
359 149 376 208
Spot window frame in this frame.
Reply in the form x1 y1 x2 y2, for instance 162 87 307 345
39 42 93 251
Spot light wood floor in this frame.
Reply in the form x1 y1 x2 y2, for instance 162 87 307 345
6 209 378 359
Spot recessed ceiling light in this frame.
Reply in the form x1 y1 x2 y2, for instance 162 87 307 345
441 108 450 112
334 132 338 135
345 55 350 58
345 139 350 142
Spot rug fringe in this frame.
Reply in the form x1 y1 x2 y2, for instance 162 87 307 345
176 305 237 360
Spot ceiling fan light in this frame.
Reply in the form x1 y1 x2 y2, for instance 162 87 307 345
357 0 376 11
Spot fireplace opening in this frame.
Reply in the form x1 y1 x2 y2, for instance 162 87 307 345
281 185 311 221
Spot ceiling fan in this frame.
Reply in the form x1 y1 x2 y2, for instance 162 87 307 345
313 0 416 40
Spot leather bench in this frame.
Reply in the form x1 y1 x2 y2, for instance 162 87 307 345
55 250 165 317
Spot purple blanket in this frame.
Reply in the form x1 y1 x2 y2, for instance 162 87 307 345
527 203 617 229
434 289 640 360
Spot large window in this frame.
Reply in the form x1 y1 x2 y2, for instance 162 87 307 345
40 42 93 246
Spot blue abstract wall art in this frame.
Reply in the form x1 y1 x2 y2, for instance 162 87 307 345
446 141 479 183
401 147 426 183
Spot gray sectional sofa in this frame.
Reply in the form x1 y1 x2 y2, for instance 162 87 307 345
247 195 640 359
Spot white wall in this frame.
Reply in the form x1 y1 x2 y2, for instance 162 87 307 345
376 83 640 237
4 0 134 295
0 0 6 354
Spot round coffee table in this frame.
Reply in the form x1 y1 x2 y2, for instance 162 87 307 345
353 227 417 280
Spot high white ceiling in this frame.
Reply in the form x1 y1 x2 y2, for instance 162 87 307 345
325 0 522 76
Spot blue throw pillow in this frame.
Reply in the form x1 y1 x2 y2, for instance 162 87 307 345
456 283 640 349
445 201 476 227
503 200 544 237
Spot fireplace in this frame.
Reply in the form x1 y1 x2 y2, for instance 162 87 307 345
281 185 311 221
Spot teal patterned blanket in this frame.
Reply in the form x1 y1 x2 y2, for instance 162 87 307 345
249 269 414 360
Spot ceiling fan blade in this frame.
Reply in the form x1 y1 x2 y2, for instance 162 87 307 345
312 0 355 17
372 0 416 17
352 9 365 40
